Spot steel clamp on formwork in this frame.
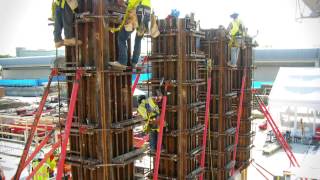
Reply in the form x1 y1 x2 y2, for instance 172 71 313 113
13 68 85 180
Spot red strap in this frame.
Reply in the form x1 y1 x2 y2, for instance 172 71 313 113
56 69 83 179
231 70 247 176
132 56 148 94
153 90 168 180
199 77 212 180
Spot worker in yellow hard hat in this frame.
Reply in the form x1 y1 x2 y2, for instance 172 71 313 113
227 12 245 67
52 0 82 48
109 0 152 70
137 95 161 151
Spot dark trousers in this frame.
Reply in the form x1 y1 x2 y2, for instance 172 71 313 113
54 4 74 42
149 130 158 150
117 5 150 65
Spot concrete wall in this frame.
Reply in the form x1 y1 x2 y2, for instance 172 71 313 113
2 68 50 79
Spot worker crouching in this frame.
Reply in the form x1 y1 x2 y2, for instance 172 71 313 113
32 150 56 180
137 95 163 151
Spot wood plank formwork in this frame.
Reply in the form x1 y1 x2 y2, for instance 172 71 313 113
231 36 254 172
200 29 237 180
61 0 144 179
149 17 206 179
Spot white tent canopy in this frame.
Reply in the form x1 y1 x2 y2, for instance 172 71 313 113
268 67 320 137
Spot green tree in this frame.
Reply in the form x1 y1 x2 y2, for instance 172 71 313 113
0 54 11 58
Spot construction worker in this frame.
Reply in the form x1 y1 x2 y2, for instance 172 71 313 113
227 13 245 67
48 152 57 178
137 95 160 151
109 0 152 70
32 150 50 180
53 0 82 48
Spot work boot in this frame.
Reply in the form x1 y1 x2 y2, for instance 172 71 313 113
55 41 64 48
108 61 127 70
227 61 237 68
64 38 82 46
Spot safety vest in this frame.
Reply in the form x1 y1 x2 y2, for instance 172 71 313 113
128 0 151 11
138 97 160 132
32 160 50 180
55 0 66 9
231 19 242 36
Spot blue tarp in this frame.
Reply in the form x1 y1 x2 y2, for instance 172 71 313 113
0 76 66 87
132 73 152 84
252 81 273 89
0 73 150 87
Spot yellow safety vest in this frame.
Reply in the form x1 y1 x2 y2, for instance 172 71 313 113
55 0 66 8
32 160 50 180
138 97 160 132
110 0 151 33
128 0 151 11
231 19 242 36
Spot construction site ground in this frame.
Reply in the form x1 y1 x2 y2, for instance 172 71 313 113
247 118 320 179
1 95 319 179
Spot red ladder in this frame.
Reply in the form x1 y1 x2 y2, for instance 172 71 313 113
199 77 212 180
231 69 247 176
254 93 300 167
13 68 84 180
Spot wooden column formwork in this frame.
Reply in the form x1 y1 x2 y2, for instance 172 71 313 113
62 0 144 179
149 18 206 179
231 37 254 173
200 29 237 180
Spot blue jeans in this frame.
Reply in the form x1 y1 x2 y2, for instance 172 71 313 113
231 47 239 65
118 6 150 66
149 131 158 150
53 4 74 42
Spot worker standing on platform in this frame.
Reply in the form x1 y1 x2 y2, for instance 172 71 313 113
137 95 160 151
53 0 82 48
109 0 152 70
227 13 245 67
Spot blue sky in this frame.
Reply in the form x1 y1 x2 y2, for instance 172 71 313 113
0 0 320 55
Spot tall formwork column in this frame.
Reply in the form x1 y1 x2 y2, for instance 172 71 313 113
232 37 254 173
149 17 206 179
62 0 144 179
200 29 237 179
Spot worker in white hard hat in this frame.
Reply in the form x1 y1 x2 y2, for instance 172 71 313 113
227 12 245 67
138 95 160 151
32 150 50 180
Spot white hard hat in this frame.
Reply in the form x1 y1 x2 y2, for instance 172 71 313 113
35 150 45 160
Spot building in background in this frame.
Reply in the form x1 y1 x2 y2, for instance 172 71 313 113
16 47 64 57
0 56 55 79
254 49 320 83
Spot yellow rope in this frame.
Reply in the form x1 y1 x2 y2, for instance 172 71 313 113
110 9 130 33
